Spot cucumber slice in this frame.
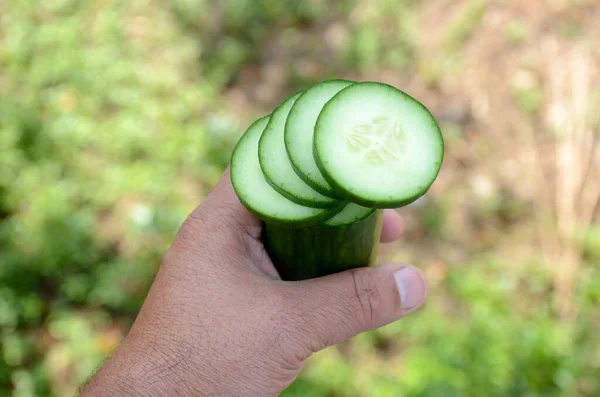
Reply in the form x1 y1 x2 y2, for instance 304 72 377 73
315 82 444 208
259 92 341 209
285 79 354 197
231 116 341 227
324 203 375 227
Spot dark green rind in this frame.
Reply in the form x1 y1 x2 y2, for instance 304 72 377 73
231 116 343 228
313 165 438 208
259 91 342 209
287 154 342 199
324 203 376 226
262 210 383 281
314 81 445 208
262 174 342 209
284 79 355 199
243 204 343 228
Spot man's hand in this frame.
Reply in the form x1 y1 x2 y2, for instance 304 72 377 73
80 170 428 397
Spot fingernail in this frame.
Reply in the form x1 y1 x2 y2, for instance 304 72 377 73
394 266 427 309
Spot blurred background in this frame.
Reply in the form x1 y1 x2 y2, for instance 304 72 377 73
1 0 599 396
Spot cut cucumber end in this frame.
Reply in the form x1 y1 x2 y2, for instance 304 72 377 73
285 79 355 198
314 82 444 208
259 92 343 209
231 116 342 227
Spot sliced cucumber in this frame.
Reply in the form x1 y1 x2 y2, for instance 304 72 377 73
315 82 444 208
324 202 375 227
259 92 341 209
285 79 354 197
231 116 341 227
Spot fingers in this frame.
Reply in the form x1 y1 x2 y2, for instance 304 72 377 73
380 209 404 243
282 263 428 353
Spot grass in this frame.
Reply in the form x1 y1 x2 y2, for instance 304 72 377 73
1 0 599 396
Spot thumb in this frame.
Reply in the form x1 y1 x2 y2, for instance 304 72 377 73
284 264 428 353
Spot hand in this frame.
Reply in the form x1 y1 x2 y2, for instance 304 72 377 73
80 170 429 397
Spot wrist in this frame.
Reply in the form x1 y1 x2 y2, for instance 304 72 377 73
80 336 197 396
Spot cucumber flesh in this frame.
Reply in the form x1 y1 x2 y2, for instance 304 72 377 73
259 92 341 209
285 79 354 197
315 82 444 208
230 116 341 227
324 202 375 227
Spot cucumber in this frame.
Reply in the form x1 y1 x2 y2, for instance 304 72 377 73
231 79 445 281
230 116 342 227
314 82 444 208
285 79 354 197
262 210 383 281
324 202 375 227
259 92 341 209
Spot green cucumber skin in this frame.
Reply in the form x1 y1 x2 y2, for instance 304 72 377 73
314 149 438 209
284 79 354 199
259 91 341 209
287 156 343 200
262 210 383 281
324 204 375 227
314 82 445 208
230 116 343 228
241 201 345 228
315 140 444 207
262 171 342 209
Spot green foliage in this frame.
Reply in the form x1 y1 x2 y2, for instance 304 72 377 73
1 0 599 396
511 70 543 115
1 1 248 394
283 261 600 396
505 21 528 45
444 0 487 51
512 86 543 114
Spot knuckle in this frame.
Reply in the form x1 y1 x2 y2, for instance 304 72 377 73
350 269 384 325
277 288 330 353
